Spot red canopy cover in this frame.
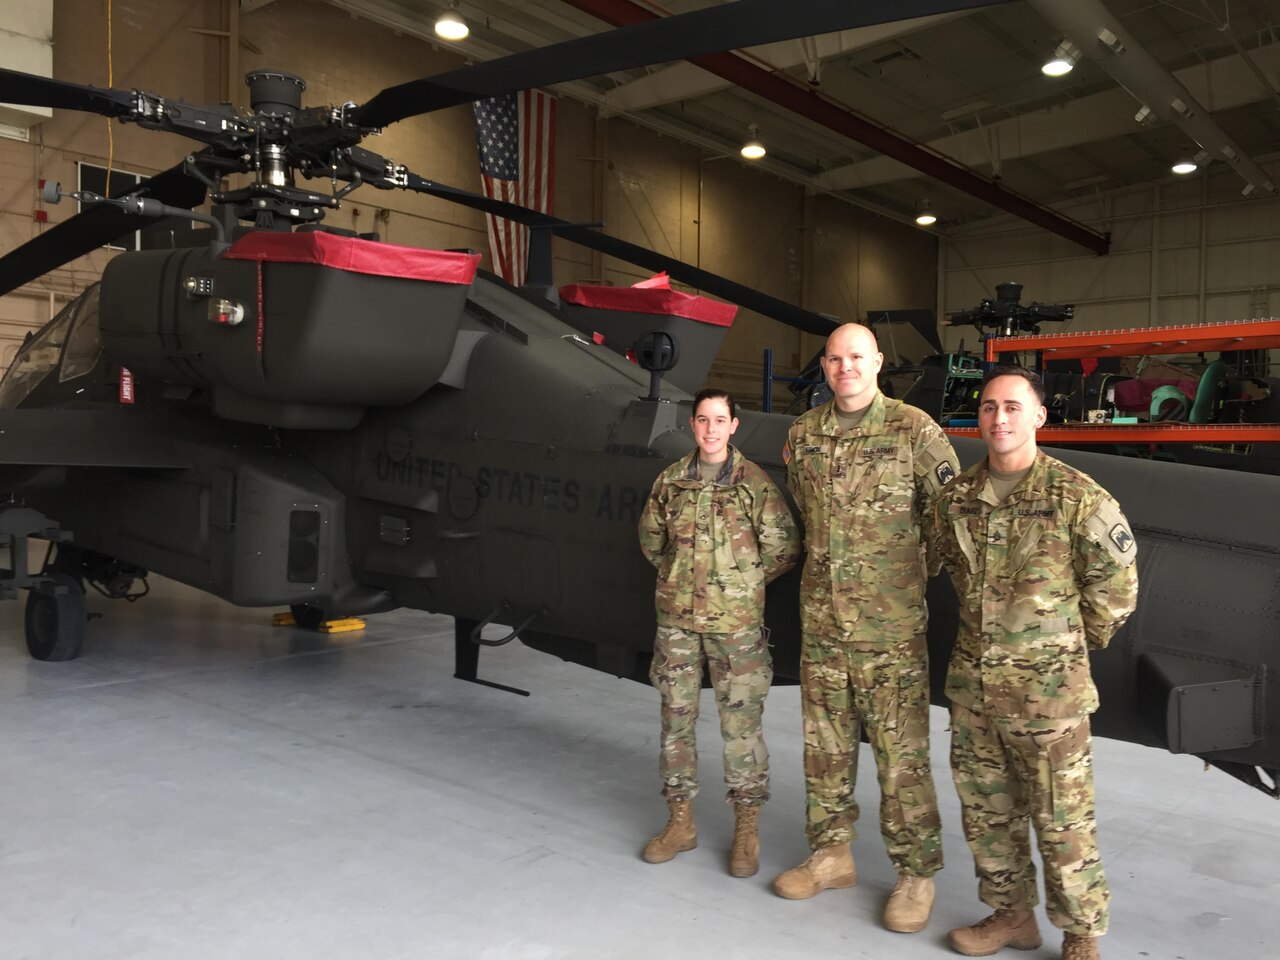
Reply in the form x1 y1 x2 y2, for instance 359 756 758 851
559 283 737 327
224 232 481 284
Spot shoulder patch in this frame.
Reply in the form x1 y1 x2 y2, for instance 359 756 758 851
1083 495 1137 567
1109 523 1134 554
914 433 958 491
782 439 792 465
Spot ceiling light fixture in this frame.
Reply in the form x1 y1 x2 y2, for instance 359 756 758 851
1171 160 1198 175
435 3 469 42
915 200 937 226
1097 27 1126 55
740 124 766 161
1041 39 1080 77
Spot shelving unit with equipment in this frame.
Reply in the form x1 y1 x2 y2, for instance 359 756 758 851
943 318 1280 444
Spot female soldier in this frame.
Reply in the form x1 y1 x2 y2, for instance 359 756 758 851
636 389 800 877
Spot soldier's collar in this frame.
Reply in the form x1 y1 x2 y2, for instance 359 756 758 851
976 450 1047 506
817 391 886 437
683 445 737 485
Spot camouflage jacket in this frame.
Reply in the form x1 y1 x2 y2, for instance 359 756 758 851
931 451 1140 718
637 445 800 634
784 393 958 640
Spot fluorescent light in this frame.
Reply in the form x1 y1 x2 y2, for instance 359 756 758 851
435 8 468 41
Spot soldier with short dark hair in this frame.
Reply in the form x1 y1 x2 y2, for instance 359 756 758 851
636 388 800 878
930 365 1139 960
773 323 958 934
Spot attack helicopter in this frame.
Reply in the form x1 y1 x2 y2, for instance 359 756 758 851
0 0 1276 801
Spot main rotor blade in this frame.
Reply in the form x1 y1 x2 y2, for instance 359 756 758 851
403 174 837 337
0 164 206 297
356 0 1007 128
0 66 137 118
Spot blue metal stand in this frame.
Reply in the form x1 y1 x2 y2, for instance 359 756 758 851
762 349 821 413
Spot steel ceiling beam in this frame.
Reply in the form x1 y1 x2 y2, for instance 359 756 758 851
560 0 1111 256
1027 0 1276 198
817 40 1280 191
559 0 1110 255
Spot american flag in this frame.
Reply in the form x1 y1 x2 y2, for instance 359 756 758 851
472 90 556 286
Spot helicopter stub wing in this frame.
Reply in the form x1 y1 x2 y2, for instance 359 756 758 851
0 409 190 470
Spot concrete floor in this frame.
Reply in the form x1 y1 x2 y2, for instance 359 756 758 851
1 577 1276 960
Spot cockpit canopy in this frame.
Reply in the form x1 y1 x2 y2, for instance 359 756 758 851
0 283 102 409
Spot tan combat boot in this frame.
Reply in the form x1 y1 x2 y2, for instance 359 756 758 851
883 873 935 933
771 844 857 899
728 803 761 878
947 909 1042 957
1062 932 1100 960
641 799 696 863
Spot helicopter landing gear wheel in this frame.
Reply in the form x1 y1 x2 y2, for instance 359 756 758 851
289 603 326 631
25 572 87 661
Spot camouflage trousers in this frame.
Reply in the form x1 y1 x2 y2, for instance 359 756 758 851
950 703 1109 936
650 624 773 805
800 631 943 876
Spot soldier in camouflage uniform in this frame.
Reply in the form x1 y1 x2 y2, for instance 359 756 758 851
636 388 800 878
773 323 958 935
930 366 1139 960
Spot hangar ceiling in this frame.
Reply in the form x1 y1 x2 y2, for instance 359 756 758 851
311 0 1280 247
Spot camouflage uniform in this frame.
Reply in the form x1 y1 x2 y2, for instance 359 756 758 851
637 445 800 804
784 393 958 876
930 451 1139 936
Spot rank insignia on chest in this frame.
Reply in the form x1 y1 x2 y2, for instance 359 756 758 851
936 462 956 486
1110 524 1135 552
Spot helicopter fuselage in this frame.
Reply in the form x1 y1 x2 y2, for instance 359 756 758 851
3 239 1277 797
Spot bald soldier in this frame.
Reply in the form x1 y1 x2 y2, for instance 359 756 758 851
930 366 1138 960
774 323 958 934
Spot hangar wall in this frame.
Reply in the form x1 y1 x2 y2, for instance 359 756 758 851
940 158 1280 362
0 0 937 409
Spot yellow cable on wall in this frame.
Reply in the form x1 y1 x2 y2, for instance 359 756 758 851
105 0 114 196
